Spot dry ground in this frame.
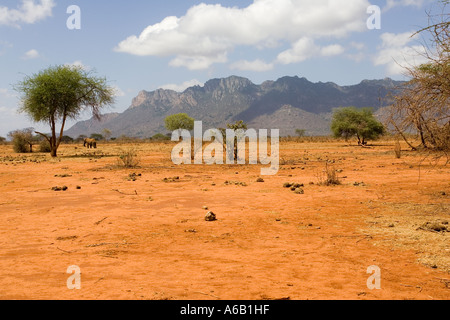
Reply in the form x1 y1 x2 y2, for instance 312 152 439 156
0 139 449 300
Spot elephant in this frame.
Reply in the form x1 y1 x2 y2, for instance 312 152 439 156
83 138 97 149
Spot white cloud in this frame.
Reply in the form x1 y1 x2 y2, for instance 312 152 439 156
0 0 55 27
229 59 274 72
383 0 425 11
65 60 91 71
112 86 126 97
159 79 204 92
169 53 228 71
276 37 345 64
22 49 39 59
320 44 345 57
115 0 370 69
373 31 428 75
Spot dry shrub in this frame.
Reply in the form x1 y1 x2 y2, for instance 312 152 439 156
317 162 341 186
117 147 140 168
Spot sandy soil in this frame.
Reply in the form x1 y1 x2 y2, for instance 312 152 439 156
0 140 448 300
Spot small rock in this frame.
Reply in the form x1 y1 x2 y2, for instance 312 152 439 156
76 186 81 189
256 177 264 182
202 206 209 210
294 188 304 194
205 211 217 221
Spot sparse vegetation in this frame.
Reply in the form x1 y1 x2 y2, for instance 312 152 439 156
102 129 112 141
331 107 385 145
61 136 74 144
317 163 341 186
388 1 449 154
117 147 140 168
295 129 306 137
151 133 171 141
90 133 104 141
8 128 35 153
39 139 51 153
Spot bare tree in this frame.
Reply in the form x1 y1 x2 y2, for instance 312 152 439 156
388 1 449 156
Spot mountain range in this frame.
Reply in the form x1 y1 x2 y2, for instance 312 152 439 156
65 75 402 138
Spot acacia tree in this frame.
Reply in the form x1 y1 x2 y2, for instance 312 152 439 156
388 1 450 152
164 113 195 135
15 65 115 157
331 107 385 145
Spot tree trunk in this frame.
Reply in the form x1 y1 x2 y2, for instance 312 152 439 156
50 116 58 157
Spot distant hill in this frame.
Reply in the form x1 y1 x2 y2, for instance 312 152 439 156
65 75 402 138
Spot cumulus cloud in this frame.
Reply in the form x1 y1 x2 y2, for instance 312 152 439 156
22 49 39 59
276 37 345 64
115 0 370 69
373 31 428 75
0 0 55 27
159 79 204 92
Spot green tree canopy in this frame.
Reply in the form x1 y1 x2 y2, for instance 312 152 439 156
15 65 115 157
295 129 306 137
331 107 385 145
165 113 195 133
90 133 104 141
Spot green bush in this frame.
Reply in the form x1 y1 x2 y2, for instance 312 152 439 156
39 139 51 153
8 129 34 153
151 133 170 141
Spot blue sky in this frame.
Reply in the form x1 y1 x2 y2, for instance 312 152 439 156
0 0 440 137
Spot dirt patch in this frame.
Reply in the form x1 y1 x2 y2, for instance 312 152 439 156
0 140 449 300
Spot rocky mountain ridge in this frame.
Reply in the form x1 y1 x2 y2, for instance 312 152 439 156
65 75 402 138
